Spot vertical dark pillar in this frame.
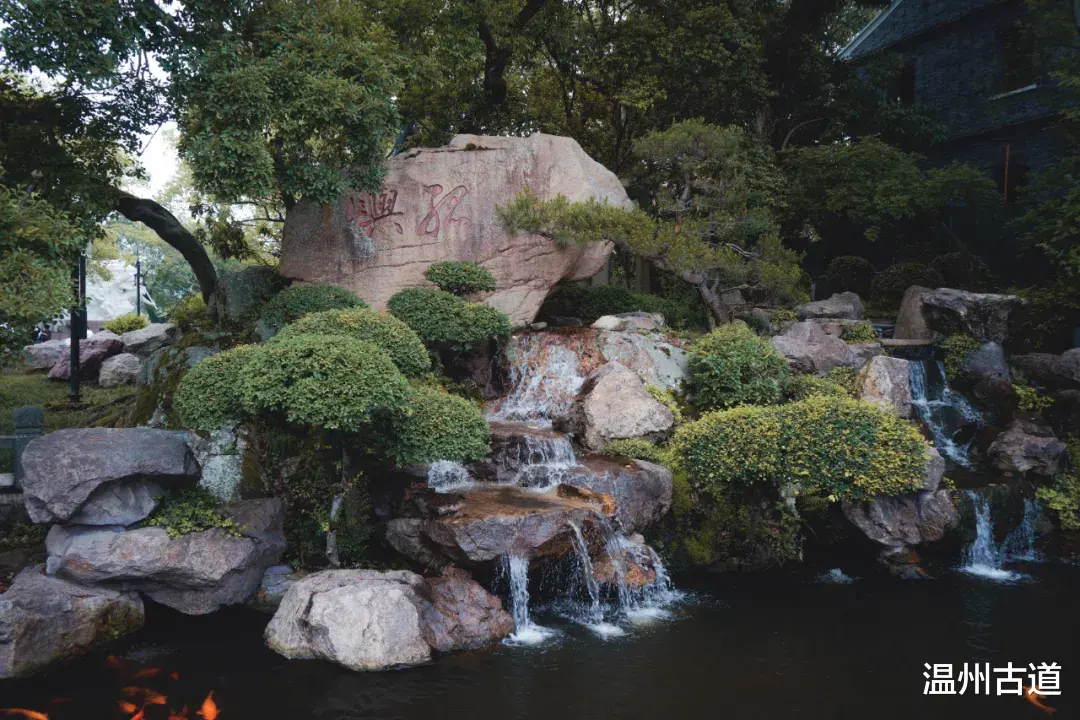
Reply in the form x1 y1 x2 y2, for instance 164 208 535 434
12 406 44 489
68 255 87 403
136 257 142 317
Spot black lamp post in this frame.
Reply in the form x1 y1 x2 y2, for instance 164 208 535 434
68 254 87 403
134 256 143 317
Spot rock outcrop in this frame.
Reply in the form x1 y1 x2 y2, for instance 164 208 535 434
591 312 665 332
23 339 67 372
562 457 673 533
566 362 674 450
796 292 862 321
0 565 144 679
45 499 286 614
121 323 181 356
47 337 123 382
898 287 1025 343
987 419 1067 476
279 134 628 326
264 567 512 671
842 491 959 553
98 352 142 387
596 330 689 392
182 424 247 502
893 286 934 340
961 342 1009 381
20 428 200 525
771 321 860 374
1012 349 1080 392
856 356 913 418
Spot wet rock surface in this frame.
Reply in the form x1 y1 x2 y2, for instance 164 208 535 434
842 490 959 552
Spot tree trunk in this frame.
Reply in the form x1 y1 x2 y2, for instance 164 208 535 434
114 193 218 301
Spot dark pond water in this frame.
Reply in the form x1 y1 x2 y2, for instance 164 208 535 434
4 560 1079 720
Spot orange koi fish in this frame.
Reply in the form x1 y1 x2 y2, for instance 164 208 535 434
196 692 219 720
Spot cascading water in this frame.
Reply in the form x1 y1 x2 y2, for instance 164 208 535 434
509 432 580 488
958 490 1040 581
426 460 474 492
488 334 585 424
1001 497 1043 563
502 554 555 645
909 360 982 468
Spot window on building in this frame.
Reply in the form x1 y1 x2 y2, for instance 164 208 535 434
888 60 916 105
1000 25 1037 92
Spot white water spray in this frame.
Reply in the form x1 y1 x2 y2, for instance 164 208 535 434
959 490 1024 582
502 554 555 645
426 460 475 492
489 334 585 423
909 360 982 468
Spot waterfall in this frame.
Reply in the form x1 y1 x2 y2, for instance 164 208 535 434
959 490 1025 582
567 522 603 624
488 334 585 424
1001 497 1043 563
909 360 982 468
502 554 555 645
510 432 580 489
426 460 474 492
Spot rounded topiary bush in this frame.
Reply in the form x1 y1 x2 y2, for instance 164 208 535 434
387 287 510 352
259 283 367 330
822 256 876 298
103 313 149 334
388 385 490 465
670 405 783 490
240 334 410 430
174 345 258 430
424 261 497 296
274 308 431 377
783 373 851 402
869 263 944 310
689 322 789 411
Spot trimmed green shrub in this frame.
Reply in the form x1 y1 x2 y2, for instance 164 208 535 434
823 366 859 397
1015 384 1054 412
783 373 850 401
841 320 877 343
169 293 213 332
388 384 490 465
145 487 242 538
240 334 410 431
869 263 944 310
600 438 672 467
940 332 981 378
770 308 797 323
274 308 431 377
822 255 876 298
173 345 258 430
689 322 789 411
387 287 510 352
103 313 149 334
671 395 928 503
260 283 366 330
424 261 497 295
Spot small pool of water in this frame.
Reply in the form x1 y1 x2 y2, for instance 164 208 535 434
4 561 1078 719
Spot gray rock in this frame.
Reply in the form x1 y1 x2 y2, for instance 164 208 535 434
987 419 1067 476
796 292 862 321
137 345 216 387
264 567 511 671
69 481 165 526
771 321 857 375
922 447 946 492
961 342 1009 381
856 355 913 418
98 352 142 387
843 490 958 552
23 340 67 372
592 315 629 331
20 428 199 524
45 498 285 615
592 313 665 332
597 330 689 392
562 457 673 533
0 565 144 679
893 286 934 341
182 424 246 502
1013 349 1080 392
92 330 121 341
250 564 306 611
921 288 1025 343
121 323 181 356
849 342 884 368
566 362 674 450
48 338 124 382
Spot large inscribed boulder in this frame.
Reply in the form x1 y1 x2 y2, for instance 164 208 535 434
280 134 629 326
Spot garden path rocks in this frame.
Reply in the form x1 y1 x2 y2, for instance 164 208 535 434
98 352 142 387
279 134 628 326
795 291 862 321
565 361 674 450
264 567 512 671
856 356 913 418
0 564 144 679
20 428 200 525
44 498 286 615
47 337 123 382
121 322 181 356
987 419 1067 476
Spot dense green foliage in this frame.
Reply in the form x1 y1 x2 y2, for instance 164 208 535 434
240 334 409 431
387 384 490 466
689 323 789 411
932 252 993 291
387 287 510 352
940 333 981 378
646 385 684 425
601 438 672 467
783 373 852 402
1014 384 1054 412
841 321 877 343
671 395 929 503
822 256 876 297
174 346 258 431
260 283 366 331
169 293 214 333
103 313 149 335
145 487 242 539
275 308 430 377
424 261 497 296
0 522 48 551
1036 437 1080 530
869 263 944 310
540 283 707 329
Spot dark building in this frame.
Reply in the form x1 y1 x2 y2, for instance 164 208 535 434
841 0 1074 200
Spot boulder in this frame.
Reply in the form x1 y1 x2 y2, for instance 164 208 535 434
47 337 123 382
922 447 946 492
961 342 1009 381
264 567 511 671
208 265 282 325
182 424 246 502
20 428 200 525
893 286 934 341
120 323 181 356
98 353 142 387
137 345 216 387
842 490 959 552
566 362 674 450
92 330 121 341
796 292 862 321
770 321 858 375
1012 349 1080 392
591 312 665 332
0 565 144 679
250 564 306 612
562 457 673 533
279 134 628 326
596 330 689 392
1048 389 1080 436
45 499 286 615
849 342 884 367
23 340 67 372
856 356 913 418
920 288 1025 343
987 419 1067 476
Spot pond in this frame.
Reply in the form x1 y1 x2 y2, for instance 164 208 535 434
3 558 1077 720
